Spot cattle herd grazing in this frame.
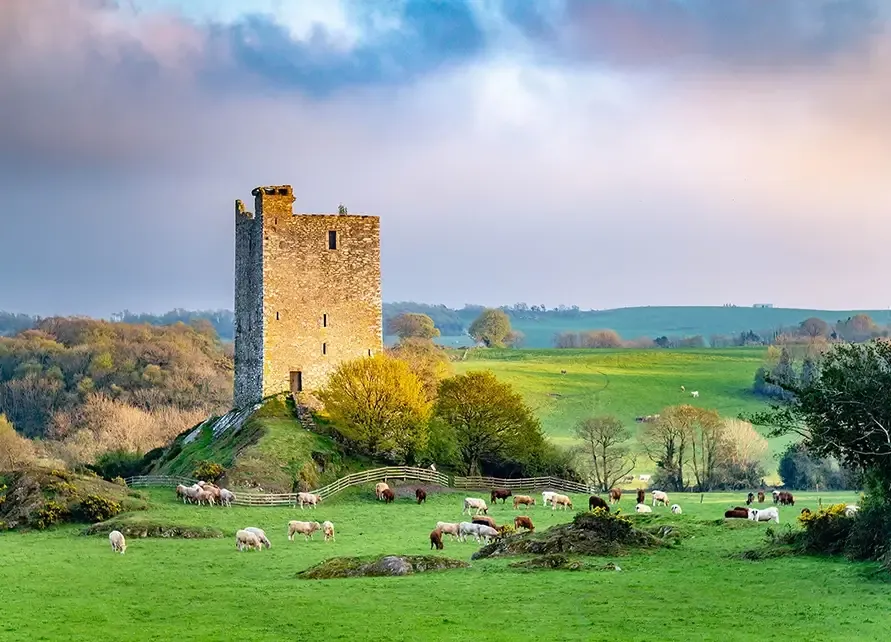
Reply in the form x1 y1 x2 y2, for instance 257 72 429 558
106 479 859 556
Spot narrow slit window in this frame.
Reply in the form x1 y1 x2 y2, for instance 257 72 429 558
322 343 327 355
328 230 337 250
323 314 328 328
368 349 372 357
275 311 280 320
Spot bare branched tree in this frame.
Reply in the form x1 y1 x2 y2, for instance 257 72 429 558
573 415 636 492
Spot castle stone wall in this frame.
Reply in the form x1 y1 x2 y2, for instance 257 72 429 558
233 185 382 407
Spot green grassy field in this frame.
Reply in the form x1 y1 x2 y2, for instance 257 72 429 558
0 485 882 642
454 347 769 436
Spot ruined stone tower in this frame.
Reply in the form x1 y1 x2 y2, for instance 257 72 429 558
234 185 382 408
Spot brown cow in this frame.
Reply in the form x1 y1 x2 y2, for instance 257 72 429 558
430 528 444 550
637 489 645 504
381 488 395 504
415 488 427 505
609 488 622 504
724 509 750 519
757 491 765 504
513 495 535 509
491 489 512 504
778 491 795 506
514 516 534 532
589 495 610 512
472 516 498 529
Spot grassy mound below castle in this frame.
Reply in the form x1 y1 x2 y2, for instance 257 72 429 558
148 396 371 493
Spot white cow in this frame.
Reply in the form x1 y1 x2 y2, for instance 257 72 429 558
690 391 700 398
652 490 669 507
297 492 321 509
462 498 488 516
541 491 557 507
670 504 683 515
748 507 780 523
635 503 652 513
458 521 483 542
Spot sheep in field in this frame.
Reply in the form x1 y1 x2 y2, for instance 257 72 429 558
288 520 322 541
219 489 236 507
109 530 126 555
243 527 271 549
436 522 460 540
845 505 860 517
513 495 535 509
462 497 488 516
297 492 321 509
322 521 336 542
748 507 780 523
635 503 652 513
236 529 263 552
671 504 683 514
652 490 670 507
552 494 573 511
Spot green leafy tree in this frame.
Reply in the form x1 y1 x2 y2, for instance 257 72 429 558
749 341 891 495
434 371 545 475
318 354 431 462
573 415 636 492
468 308 512 348
386 313 440 341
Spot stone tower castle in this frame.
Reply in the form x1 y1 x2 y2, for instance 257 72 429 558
234 185 382 408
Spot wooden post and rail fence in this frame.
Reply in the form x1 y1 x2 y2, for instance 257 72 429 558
124 467 599 507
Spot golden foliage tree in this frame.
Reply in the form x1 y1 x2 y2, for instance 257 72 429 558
386 313 440 341
386 338 452 403
468 309 512 348
318 354 431 462
0 414 36 471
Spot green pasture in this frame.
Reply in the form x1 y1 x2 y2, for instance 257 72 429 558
454 347 770 442
0 485 881 642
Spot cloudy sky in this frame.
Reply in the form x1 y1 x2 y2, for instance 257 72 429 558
2 0 890 316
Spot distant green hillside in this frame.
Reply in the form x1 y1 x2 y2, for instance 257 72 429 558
452 347 789 481
386 305 891 348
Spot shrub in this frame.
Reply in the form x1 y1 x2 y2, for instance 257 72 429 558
93 450 145 480
75 494 122 523
844 496 891 562
796 503 854 555
33 500 68 529
111 476 127 486
296 461 319 493
192 460 225 483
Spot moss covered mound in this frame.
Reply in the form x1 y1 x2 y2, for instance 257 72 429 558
0 468 146 530
472 510 668 560
83 517 223 539
297 555 470 580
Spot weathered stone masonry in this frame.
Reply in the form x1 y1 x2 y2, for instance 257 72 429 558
234 185 382 408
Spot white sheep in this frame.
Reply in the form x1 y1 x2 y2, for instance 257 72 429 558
322 520 335 542
652 490 669 507
690 391 700 398
235 529 262 552
462 498 488 516
635 503 653 513
243 527 271 549
670 504 683 514
435 521 460 540
109 530 126 555
748 507 780 523
845 505 860 517
288 520 321 541
297 492 321 509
